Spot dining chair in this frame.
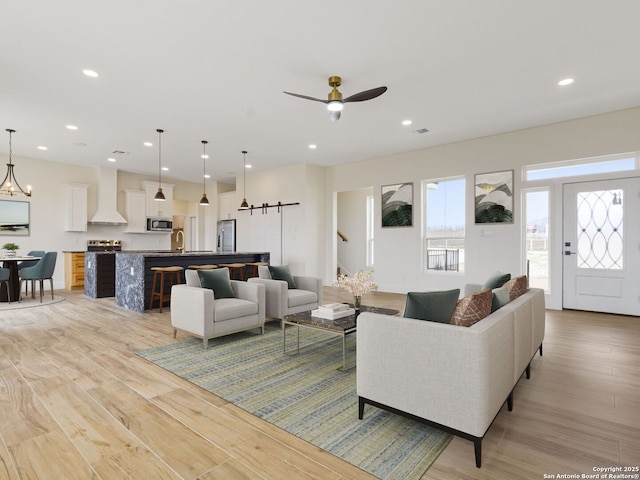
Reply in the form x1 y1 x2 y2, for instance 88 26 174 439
19 251 58 302
18 250 45 295
0 267 12 303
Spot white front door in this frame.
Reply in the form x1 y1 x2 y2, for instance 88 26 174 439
562 177 640 316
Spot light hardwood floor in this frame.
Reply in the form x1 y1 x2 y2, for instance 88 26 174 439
0 288 638 479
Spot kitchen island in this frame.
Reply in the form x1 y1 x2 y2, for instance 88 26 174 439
85 251 117 298
115 251 270 312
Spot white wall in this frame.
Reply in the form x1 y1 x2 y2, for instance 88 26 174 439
325 107 640 303
337 188 372 276
4 107 640 301
234 163 325 277
0 159 220 290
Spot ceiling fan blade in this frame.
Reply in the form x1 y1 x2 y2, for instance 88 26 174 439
329 110 341 122
283 91 328 103
343 86 387 103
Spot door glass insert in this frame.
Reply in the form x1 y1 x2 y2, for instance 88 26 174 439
576 190 623 269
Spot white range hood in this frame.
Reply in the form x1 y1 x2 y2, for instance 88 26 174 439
89 167 128 225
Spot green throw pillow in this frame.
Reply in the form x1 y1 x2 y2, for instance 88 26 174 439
268 265 297 289
482 271 511 290
197 268 235 299
491 286 510 312
403 289 460 323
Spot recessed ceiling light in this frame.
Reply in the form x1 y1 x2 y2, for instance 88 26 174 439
308 144 317 149
245 164 252 169
201 154 209 159
143 142 153 147
558 78 574 86
83 69 99 78
66 125 78 130
204 174 211 179
107 158 116 162
37 146 48 150
402 120 413 126
162 167 169 171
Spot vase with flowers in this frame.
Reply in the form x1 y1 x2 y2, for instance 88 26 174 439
333 270 378 310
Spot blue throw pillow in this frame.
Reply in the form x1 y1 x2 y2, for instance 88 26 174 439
482 271 511 290
268 265 297 289
197 268 235 299
403 289 461 323
491 286 510 312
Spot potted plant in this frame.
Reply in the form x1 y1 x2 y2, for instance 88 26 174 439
2 242 19 258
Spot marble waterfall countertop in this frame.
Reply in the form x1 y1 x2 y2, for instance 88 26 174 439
114 251 270 312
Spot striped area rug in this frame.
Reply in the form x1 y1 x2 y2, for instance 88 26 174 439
137 324 451 480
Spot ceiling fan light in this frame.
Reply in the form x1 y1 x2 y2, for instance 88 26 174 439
327 101 343 112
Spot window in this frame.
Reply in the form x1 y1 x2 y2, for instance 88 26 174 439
524 155 636 181
524 189 550 291
366 195 374 266
423 177 465 272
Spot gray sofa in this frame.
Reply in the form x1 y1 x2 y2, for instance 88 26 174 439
356 287 545 467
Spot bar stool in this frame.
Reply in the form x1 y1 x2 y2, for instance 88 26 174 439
149 266 184 313
244 261 268 279
187 265 218 270
218 263 246 281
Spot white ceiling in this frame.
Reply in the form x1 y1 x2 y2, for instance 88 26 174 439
2 1 640 185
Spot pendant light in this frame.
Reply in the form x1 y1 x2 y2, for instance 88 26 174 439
199 140 209 206
154 128 166 201
1 129 32 197
239 150 249 209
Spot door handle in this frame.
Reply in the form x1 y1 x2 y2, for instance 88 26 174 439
564 251 577 255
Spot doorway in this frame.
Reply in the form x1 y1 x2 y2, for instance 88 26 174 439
562 177 640 316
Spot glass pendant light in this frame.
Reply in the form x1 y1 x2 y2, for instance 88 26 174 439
154 128 166 201
199 140 209 206
1 129 32 197
239 150 249 209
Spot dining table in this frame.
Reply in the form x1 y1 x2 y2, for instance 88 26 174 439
0 255 41 302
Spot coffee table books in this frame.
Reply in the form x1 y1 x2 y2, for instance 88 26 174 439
312 303 355 320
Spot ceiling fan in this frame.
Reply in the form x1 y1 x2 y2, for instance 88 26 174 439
283 76 387 121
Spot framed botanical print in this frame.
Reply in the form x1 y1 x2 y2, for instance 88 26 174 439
381 183 413 227
474 170 514 224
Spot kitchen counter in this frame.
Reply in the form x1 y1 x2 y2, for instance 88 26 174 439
114 251 270 312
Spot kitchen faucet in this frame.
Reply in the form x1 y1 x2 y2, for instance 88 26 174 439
176 230 185 253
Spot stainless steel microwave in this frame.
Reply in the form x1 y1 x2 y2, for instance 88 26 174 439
146 217 173 232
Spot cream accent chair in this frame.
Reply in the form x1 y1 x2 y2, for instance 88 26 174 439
170 268 265 348
247 266 322 323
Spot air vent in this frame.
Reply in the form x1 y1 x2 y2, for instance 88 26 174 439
413 128 429 134
72 142 88 147
111 150 130 155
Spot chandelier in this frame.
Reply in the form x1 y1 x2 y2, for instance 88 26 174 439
1 129 32 197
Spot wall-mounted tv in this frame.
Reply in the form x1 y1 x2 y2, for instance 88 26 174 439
0 199 30 236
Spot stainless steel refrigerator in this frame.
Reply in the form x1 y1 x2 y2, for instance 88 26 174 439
217 219 236 252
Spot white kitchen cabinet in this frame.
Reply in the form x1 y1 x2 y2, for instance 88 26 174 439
64 183 88 232
218 191 237 220
141 181 174 218
124 189 147 233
